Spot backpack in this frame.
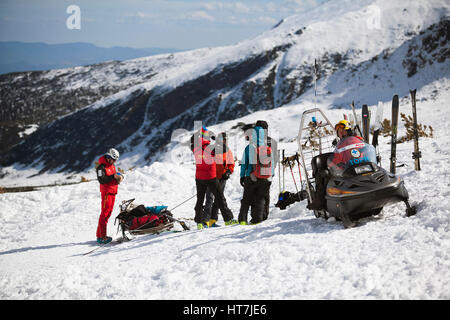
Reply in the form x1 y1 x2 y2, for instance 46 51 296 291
96 163 114 184
253 145 272 179
255 120 268 129
115 204 172 233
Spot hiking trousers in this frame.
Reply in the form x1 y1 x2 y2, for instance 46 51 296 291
97 192 116 239
239 178 271 224
263 181 271 221
194 178 233 223
204 178 228 222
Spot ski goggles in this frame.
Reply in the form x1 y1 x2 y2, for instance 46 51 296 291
105 155 116 161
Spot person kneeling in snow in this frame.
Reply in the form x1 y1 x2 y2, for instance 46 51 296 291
95 148 124 244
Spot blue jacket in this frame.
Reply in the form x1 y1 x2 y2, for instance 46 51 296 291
240 126 274 178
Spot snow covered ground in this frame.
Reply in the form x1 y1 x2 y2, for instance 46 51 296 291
1 78 449 300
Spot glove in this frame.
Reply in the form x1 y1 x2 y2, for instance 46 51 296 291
114 172 124 183
332 138 338 147
240 177 245 187
222 169 231 180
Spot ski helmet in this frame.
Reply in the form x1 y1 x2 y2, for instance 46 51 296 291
106 148 119 160
200 126 215 140
255 120 268 129
335 120 351 131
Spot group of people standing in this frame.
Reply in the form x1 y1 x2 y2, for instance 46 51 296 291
94 119 277 242
191 120 276 230
94 117 366 241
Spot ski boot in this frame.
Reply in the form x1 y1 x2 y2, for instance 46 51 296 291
225 219 238 226
208 219 221 227
97 236 112 244
404 200 417 217
197 222 210 230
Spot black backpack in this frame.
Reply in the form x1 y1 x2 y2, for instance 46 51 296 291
255 120 268 129
96 163 114 184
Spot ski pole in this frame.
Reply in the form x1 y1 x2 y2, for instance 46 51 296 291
295 153 304 189
287 158 299 194
278 151 282 194
282 150 285 192
351 101 363 137
169 194 197 212
163 213 190 231
410 89 421 171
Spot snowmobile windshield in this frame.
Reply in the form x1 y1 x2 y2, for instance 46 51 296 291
327 137 377 177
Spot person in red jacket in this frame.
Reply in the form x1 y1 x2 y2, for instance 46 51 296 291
95 148 123 244
191 127 236 229
204 132 235 227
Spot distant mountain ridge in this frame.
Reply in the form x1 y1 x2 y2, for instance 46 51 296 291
0 41 182 75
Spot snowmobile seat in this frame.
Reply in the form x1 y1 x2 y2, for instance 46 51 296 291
311 152 333 178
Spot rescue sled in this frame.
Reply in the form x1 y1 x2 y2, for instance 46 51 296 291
297 108 416 227
115 199 177 240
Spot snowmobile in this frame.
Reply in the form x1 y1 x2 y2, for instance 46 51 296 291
297 108 416 228
115 199 189 241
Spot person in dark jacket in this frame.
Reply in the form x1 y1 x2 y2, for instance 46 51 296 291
239 121 274 225
191 126 237 229
95 148 123 244
255 120 278 221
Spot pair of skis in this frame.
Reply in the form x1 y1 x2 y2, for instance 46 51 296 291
82 220 189 256
353 91 421 174
357 95 400 173
390 90 421 174
351 101 382 165
350 102 375 144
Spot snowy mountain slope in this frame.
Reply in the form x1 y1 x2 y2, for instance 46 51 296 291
0 79 449 299
0 46 223 153
1 0 448 179
1 0 449 299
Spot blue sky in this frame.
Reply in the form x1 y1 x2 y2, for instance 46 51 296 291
0 0 329 50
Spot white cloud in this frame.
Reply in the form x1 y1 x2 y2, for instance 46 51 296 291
234 2 251 14
265 2 278 13
256 16 277 25
202 1 222 11
135 11 158 19
283 0 321 12
202 1 255 14
130 0 325 28
187 10 215 22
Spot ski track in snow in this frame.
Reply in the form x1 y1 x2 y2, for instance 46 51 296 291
1 80 449 300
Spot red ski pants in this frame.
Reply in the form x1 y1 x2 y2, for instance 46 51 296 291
96 192 116 239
